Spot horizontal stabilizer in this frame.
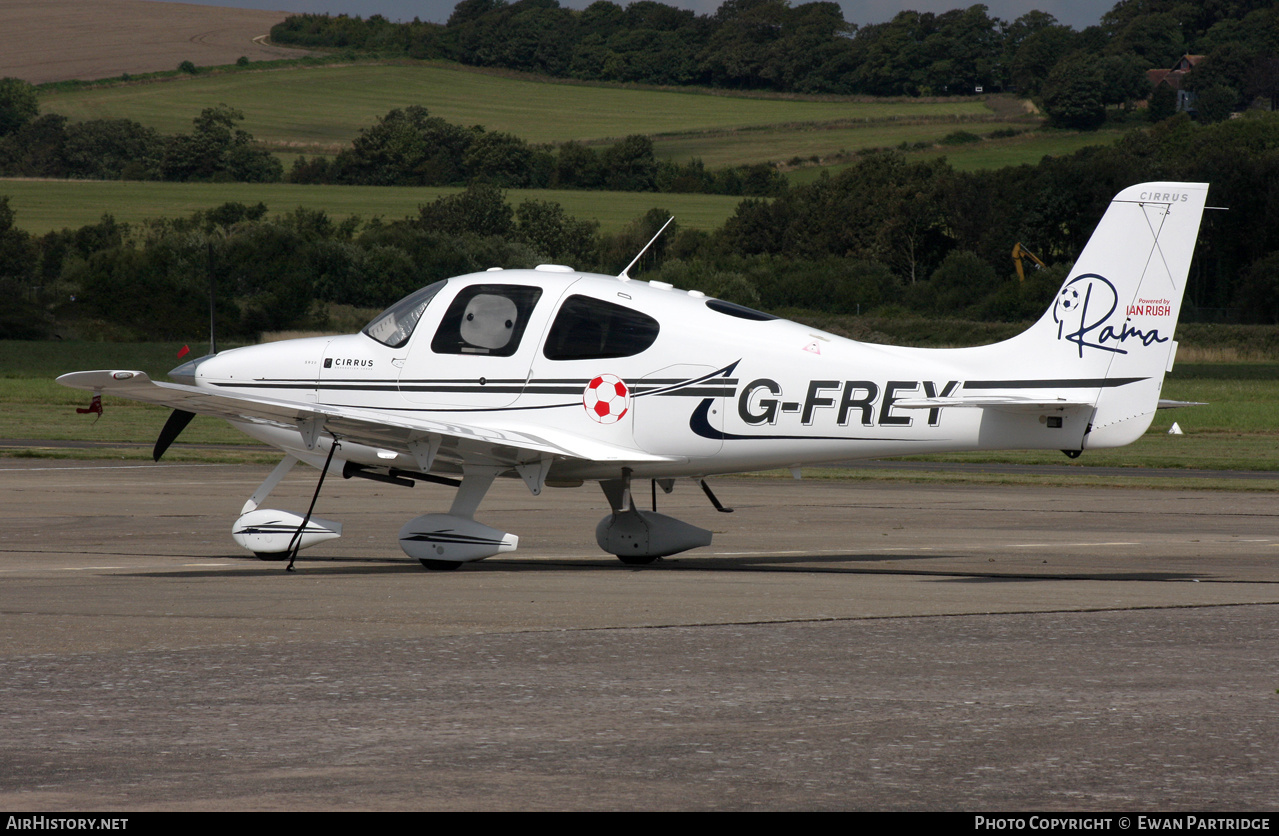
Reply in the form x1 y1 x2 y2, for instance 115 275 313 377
893 396 1092 412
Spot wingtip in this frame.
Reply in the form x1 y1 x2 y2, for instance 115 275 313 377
56 370 150 390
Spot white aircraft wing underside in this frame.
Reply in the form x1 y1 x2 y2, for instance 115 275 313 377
57 370 676 467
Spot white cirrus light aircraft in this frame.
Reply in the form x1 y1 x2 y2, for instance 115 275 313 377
59 182 1209 570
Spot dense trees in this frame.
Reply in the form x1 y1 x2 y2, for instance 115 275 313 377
8 109 1279 341
324 105 475 186
0 104 279 182
0 93 786 196
0 113 165 179
286 107 787 196
715 112 1279 322
159 105 282 183
0 78 39 136
1041 53 1108 128
1007 20 1075 95
0 196 44 339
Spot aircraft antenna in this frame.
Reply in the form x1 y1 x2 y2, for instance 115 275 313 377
618 216 675 280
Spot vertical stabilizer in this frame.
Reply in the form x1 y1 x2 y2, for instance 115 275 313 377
995 182 1209 448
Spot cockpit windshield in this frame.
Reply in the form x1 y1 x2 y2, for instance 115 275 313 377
361 280 447 348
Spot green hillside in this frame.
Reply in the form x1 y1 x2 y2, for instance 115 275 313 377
33 60 1137 185
42 63 993 150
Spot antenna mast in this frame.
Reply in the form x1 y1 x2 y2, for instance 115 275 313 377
618 216 675 280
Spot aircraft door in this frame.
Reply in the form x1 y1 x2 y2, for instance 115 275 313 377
633 364 726 458
398 282 550 410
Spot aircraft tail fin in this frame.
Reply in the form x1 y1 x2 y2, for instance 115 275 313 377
985 182 1209 449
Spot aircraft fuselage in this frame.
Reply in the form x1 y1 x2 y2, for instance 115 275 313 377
193 267 1091 483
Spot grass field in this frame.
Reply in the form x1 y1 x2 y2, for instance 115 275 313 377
2 342 1275 484
661 118 1034 170
0 340 271 461
21 60 1134 229
0 178 746 235
32 60 1125 195
788 128 1129 182
40 61 1123 174
910 128 1129 171
42 63 997 153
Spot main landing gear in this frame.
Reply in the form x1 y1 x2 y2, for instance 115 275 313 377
397 464 518 571
595 469 718 564
231 455 343 560
230 449 726 570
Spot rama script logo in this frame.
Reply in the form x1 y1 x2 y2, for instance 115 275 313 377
1053 274 1169 358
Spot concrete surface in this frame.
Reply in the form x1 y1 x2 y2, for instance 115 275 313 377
1 460 1276 810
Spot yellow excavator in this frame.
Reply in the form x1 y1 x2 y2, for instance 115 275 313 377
1011 242 1046 282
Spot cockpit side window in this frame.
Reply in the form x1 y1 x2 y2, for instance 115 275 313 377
362 280 447 348
543 295 660 360
431 284 543 357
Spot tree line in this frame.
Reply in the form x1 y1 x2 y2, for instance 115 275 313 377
712 113 1279 323
0 187 600 340
0 101 281 183
0 85 784 196
270 0 1279 126
4 109 1278 342
287 105 787 195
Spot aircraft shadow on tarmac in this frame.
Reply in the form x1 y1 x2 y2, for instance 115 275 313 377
115 549 1214 583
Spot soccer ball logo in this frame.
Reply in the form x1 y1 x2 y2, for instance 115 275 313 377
583 374 629 424
1053 274 1119 339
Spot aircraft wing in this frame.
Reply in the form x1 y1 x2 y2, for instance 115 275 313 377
56 370 676 467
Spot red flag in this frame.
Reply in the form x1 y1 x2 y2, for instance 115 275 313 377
177 344 190 359
76 393 103 422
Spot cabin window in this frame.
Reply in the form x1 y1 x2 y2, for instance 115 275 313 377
362 280 447 348
431 284 543 357
543 295 660 361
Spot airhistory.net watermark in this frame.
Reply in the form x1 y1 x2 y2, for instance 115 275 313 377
6 819 128 831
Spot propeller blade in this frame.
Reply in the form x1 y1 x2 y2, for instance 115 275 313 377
153 409 196 462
